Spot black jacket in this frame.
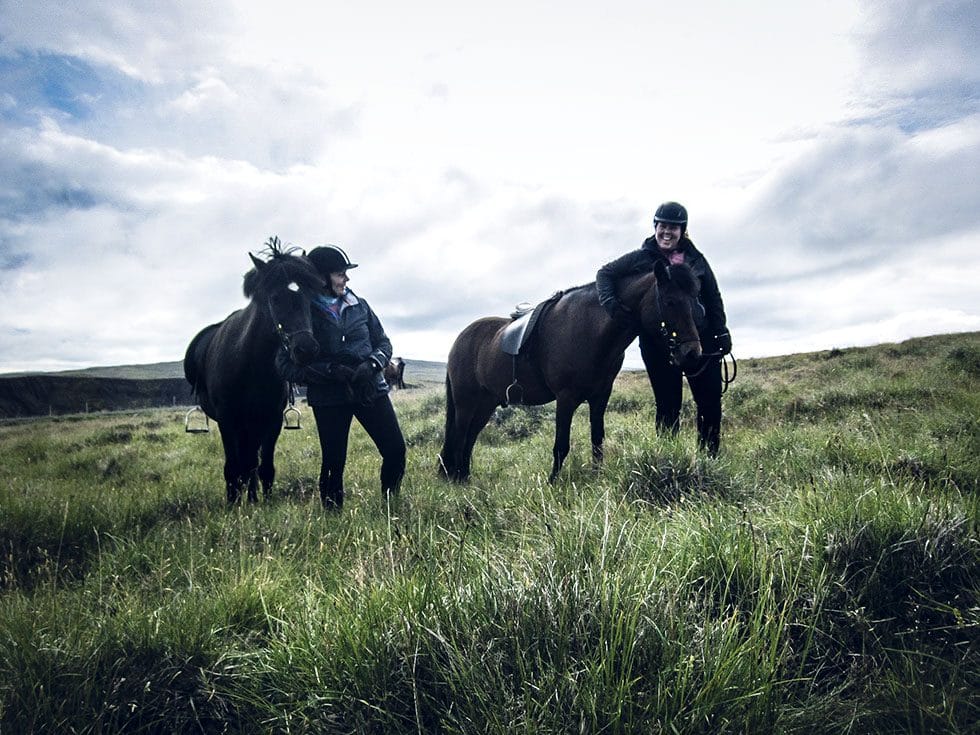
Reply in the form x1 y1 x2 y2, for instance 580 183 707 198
276 290 393 406
596 236 728 339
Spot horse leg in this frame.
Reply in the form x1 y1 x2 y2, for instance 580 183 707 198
219 428 244 503
257 422 283 499
439 376 458 479
549 396 580 483
235 430 262 503
452 394 497 482
588 389 613 468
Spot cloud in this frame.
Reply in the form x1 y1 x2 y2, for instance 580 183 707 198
0 0 978 372
858 0 980 90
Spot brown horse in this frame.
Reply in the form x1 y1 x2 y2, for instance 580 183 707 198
440 259 703 482
384 357 406 389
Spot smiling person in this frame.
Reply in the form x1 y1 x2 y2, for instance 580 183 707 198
276 245 405 509
596 202 732 455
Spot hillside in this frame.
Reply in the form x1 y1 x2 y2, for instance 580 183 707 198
0 330 977 733
0 358 448 418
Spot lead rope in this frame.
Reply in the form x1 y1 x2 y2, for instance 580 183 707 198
682 352 738 393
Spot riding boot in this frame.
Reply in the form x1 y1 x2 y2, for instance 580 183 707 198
696 414 720 457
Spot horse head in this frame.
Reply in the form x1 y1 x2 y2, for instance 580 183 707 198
642 260 702 370
244 238 325 366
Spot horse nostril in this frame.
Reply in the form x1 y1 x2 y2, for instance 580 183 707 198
291 339 319 365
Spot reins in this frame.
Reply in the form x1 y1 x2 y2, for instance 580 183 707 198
273 312 311 430
683 351 738 393
655 283 738 394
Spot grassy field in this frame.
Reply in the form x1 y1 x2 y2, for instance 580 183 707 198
1 332 977 733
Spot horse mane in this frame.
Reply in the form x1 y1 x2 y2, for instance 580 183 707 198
242 236 324 298
666 262 700 298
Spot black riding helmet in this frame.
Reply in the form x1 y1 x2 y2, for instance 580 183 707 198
307 245 358 275
653 201 688 235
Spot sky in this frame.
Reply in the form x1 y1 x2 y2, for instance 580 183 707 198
1 0 978 373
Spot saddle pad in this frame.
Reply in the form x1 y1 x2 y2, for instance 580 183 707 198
500 312 532 356
500 290 563 356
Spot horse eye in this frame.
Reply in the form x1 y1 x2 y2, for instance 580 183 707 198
287 282 300 293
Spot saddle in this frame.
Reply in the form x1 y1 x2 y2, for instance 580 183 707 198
499 291 563 404
501 292 562 356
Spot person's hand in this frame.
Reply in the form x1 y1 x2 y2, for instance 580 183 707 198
352 360 379 405
715 330 732 355
329 364 356 384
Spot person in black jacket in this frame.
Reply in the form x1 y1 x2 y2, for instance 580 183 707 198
596 202 732 455
277 245 405 509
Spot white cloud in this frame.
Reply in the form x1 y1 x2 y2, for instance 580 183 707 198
0 0 978 374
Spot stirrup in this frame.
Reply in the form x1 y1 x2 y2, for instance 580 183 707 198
283 405 302 430
184 406 210 434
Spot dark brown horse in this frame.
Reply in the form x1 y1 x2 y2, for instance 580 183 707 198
440 260 702 482
184 238 325 502
384 357 406 389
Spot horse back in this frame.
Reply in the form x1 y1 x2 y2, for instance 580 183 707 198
533 287 627 389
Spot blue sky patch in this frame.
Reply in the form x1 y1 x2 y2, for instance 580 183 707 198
0 50 141 125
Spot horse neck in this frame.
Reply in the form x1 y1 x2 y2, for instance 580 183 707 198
582 290 639 357
619 271 661 330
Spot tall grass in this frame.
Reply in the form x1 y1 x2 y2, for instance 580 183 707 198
1 332 978 733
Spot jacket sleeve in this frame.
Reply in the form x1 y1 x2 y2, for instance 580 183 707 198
363 301 393 370
595 249 649 315
697 259 728 336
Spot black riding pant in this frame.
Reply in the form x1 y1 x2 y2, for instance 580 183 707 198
639 332 722 455
312 395 406 507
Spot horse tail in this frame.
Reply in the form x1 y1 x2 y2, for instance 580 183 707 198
183 322 220 400
439 373 456 478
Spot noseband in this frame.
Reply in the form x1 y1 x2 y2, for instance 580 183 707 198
659 320 700 368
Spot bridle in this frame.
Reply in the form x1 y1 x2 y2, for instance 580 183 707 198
657 288 737 393
268 287 316 351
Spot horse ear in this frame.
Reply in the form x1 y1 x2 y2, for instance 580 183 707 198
249 252 266 272
654 259 670 282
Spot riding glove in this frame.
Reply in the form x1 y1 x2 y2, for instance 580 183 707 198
715 330 732 355
351 359 380 405
328 364 357 384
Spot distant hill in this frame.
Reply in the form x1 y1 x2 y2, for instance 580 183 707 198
0 375 195 418
2 361 186 380
0 358 447 418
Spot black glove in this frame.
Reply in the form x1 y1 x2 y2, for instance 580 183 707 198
351 359 380 405
714 330 732 355
328 363 356 385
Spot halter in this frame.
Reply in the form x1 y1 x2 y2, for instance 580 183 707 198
655 280 700 369
269 290 316 350
656 287 737 393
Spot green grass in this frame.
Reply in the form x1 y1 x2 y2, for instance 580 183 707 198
1 332 978 733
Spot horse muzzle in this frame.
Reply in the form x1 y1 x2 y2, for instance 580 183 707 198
670 339 702 370
288 331 320 366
